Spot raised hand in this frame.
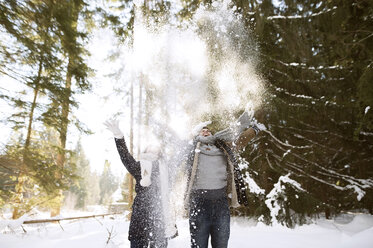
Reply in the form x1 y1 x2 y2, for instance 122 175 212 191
245 101 255 121
104 118 124 139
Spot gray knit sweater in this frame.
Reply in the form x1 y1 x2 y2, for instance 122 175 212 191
192 111 254 190
193 143 228 190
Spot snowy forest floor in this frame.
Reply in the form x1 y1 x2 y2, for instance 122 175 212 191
1 210 373 248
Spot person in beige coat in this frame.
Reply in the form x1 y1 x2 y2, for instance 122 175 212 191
184 111 261 248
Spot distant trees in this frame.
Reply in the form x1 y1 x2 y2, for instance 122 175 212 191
64 140 92 209
64 143 117 210
99 160 119 205
1 128 76 217
0 0 92 218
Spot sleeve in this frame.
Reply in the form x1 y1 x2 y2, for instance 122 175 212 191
213 128 236 142
214 111 259 143
235 128 257 150
114 137 141 178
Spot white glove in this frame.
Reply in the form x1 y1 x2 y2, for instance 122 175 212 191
238 108 266 134
240 102 254 124
237 111 253 131
104 118 124 139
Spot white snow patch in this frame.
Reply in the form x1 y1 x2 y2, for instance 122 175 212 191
360 131 373 136
364 106 370 115
1 213 373 248
346 185 366 201
245 172 265 195
283 149 291 158
265 174 305 224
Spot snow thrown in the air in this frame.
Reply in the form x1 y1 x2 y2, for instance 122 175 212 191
126 0 264 143
118 0 267 223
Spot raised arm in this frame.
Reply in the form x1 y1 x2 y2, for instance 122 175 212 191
213 111 256 141
104 119 140 178
148 117 190 148
114 138 141 178
214 110 262 149
149 118 197 165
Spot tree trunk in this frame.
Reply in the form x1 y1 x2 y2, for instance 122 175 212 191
50 0 84 217
12 60 43 219
50 58 72 217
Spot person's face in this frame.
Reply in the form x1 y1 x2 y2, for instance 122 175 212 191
200 128 212 137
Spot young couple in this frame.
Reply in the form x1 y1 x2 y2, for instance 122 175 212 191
104 110 260 248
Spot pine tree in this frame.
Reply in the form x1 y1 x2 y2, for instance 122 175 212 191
165 0 373 223
0 0 69 219
99 160 118 205
43 0 92 217
0 0 93 218
1 127 77 216
64 139 91 209
236 0 373 221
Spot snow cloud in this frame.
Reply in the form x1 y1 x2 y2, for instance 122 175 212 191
122 0 264 141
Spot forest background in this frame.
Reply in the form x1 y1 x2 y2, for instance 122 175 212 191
0 0 372 227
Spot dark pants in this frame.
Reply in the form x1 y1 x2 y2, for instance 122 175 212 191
130 239 168 248
189 188 230 248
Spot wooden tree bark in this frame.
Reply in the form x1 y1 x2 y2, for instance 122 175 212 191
51 0 80 217
12 60 43 219
50 58 72 217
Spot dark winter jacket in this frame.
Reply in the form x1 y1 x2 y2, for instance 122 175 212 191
115 138 165 242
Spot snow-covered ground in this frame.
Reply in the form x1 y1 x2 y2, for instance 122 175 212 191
1 211 373 248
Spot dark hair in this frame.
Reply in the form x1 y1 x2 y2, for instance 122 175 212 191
201 126 213 135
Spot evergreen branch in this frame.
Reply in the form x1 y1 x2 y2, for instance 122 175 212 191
262 129 312 149
267 6 337 20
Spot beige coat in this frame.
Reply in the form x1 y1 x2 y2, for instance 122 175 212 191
184 128 257 208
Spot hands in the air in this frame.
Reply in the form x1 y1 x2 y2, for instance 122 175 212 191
104 118 124 139
241 101 265 133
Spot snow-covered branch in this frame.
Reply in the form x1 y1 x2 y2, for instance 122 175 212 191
266 54 346 71
263 129 312 149
280 152 373 201
271 85 338 107
263 133 373 202
274 124 345 140
267 6 337 20
292 133 339 152
244 171 265 195
265 173 305 224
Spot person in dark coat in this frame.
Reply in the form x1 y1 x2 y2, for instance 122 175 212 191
183 110 262 248
104 119 177 248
